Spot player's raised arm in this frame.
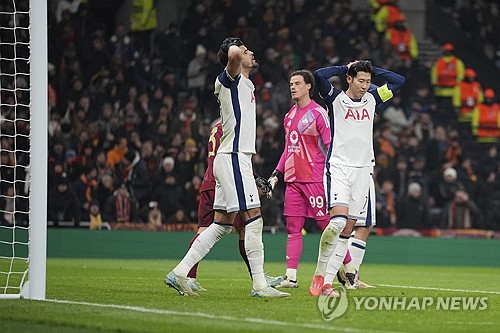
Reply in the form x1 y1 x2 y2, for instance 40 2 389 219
217 37 245 79
314 65 347 100
370 67 406 104
226 44 243 78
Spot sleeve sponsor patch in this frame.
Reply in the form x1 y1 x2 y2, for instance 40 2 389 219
377 84 393 102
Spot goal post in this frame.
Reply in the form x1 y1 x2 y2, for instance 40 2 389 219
28 0 48 300
0 0 47 300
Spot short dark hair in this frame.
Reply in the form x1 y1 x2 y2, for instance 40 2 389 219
217 37 244 67
290 69 315 98
347 60 375 78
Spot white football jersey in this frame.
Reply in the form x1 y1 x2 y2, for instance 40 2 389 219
214 70 256 154
327 91 376 167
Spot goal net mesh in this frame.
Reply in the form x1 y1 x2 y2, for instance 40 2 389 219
0 0 31 297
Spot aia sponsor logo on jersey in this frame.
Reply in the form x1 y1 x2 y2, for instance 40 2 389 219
344 108 370 121
251 91 255 103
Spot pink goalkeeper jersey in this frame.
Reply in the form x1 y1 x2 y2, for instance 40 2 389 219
276 100 331 183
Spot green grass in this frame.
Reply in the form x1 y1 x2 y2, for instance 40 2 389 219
1 259 499 333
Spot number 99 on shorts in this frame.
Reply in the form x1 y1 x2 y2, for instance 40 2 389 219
309 195 324 209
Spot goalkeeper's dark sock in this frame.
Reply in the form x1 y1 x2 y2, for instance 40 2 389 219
187 233 200 278
239 239 252 278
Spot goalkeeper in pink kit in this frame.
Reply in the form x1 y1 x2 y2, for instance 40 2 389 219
268 70 333 287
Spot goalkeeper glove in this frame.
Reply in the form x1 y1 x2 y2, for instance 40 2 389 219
254 173 273 199
267 169 282 198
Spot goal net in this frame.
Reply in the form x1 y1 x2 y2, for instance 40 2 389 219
0 0 47 300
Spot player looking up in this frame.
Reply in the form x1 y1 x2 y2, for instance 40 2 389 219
165 37 289 298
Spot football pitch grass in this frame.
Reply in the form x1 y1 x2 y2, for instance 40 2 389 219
1 258 499 333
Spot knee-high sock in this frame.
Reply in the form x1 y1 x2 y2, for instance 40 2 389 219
349 238 367 272
245 215 267 290
187 233 200 278
286 232 302 275
239 239 252 278
285 216 305 279
314 215 347 276
173 222 232 277
324 235 350 285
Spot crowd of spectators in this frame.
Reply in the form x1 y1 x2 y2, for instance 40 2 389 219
440 0 500 69
1 0 498 231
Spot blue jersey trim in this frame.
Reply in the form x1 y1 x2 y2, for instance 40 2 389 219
325 101 336 164
230 77 242 152
325 162 332 209
218 71 233 88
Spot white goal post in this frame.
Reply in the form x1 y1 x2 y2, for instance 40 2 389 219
0 0 47 300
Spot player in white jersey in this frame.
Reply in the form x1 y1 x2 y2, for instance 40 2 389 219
165 37 289 298
335 83 387 290
309 60 405 296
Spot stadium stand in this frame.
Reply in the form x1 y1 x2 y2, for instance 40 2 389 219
25 0 498 232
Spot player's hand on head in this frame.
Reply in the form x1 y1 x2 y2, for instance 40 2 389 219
221 37 243 53
347 61 357 69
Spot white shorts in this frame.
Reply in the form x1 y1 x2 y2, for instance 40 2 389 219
213 152 260 213
324 163 371 221
355 175 376 227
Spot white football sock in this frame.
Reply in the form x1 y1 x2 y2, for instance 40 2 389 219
324 235 349 285
314 215 346 276
173 223 232 277
245 215 267 290
285 268 297 282
349 238 367 272
344 258 357 274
